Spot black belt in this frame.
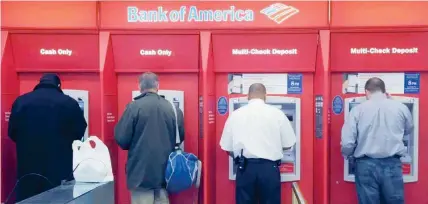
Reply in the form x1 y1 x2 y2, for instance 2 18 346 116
358 155 401 159
246 158 281 165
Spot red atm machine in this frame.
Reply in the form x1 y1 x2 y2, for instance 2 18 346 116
1 2 118 203
205 1 330 201
103 27 201 204
212 33 317 204
329 2 428 204
111 33 201 204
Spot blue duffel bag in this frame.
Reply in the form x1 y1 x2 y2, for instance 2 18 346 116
165 101 201 194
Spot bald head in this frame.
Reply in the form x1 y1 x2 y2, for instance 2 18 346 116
248 83 267 100
364 77 386 94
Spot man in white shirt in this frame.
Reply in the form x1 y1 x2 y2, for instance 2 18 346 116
219 83 296 204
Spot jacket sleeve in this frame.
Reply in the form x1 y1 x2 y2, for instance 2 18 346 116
176 108 185 143
115 103 136 150
68 100 88 141
8 99 20 142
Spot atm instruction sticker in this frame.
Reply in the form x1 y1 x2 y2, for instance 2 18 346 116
217 96 228 115
287 74 303 94
404 73 420 94
332 95 344 115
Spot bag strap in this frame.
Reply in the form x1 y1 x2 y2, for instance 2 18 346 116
170 100 181 147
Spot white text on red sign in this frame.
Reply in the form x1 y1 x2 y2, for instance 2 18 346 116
40 49 73 56
232 48 298 56
140 49 172 57
350 47 418 55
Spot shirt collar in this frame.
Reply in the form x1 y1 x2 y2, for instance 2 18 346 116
248 98 265 104
369 92 387 100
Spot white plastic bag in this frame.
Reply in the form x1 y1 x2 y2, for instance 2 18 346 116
72 136 114 183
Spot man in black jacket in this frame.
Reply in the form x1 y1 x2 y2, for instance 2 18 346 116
8 73 87 202
115 72 184 204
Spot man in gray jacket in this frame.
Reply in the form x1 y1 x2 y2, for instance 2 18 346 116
115 72 184 204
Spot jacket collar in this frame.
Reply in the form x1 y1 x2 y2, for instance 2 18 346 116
33 83 63 93
133 92 158 100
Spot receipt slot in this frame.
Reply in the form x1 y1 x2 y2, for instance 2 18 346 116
343 96 419 183
132 90 185 149
228 96 301 182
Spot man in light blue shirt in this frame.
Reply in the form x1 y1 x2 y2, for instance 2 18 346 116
341 77 413 204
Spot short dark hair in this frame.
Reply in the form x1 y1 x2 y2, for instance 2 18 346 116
364 77 386 93
139 72 159 91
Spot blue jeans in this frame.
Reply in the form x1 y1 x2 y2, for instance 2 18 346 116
355 157 404 204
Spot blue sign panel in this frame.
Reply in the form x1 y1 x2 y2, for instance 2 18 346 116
287 74 303 94
332 95 344 115
404 73 420 94
217 96 228 115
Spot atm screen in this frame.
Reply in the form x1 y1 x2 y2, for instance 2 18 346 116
348 102 358 175
349 102 358 111
349 159 356 175
233 103 244 110
404 103 413 113
348 103 357 174
173 102 179 108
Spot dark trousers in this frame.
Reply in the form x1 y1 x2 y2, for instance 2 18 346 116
236 159 281 204
355 156 404 204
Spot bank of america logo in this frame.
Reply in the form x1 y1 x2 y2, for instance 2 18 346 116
260 3 299 24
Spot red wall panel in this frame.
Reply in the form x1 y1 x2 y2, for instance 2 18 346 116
331 2 428 28
1 2 97 29
1 31 19 202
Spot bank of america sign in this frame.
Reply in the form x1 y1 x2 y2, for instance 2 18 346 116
260 3 299 24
